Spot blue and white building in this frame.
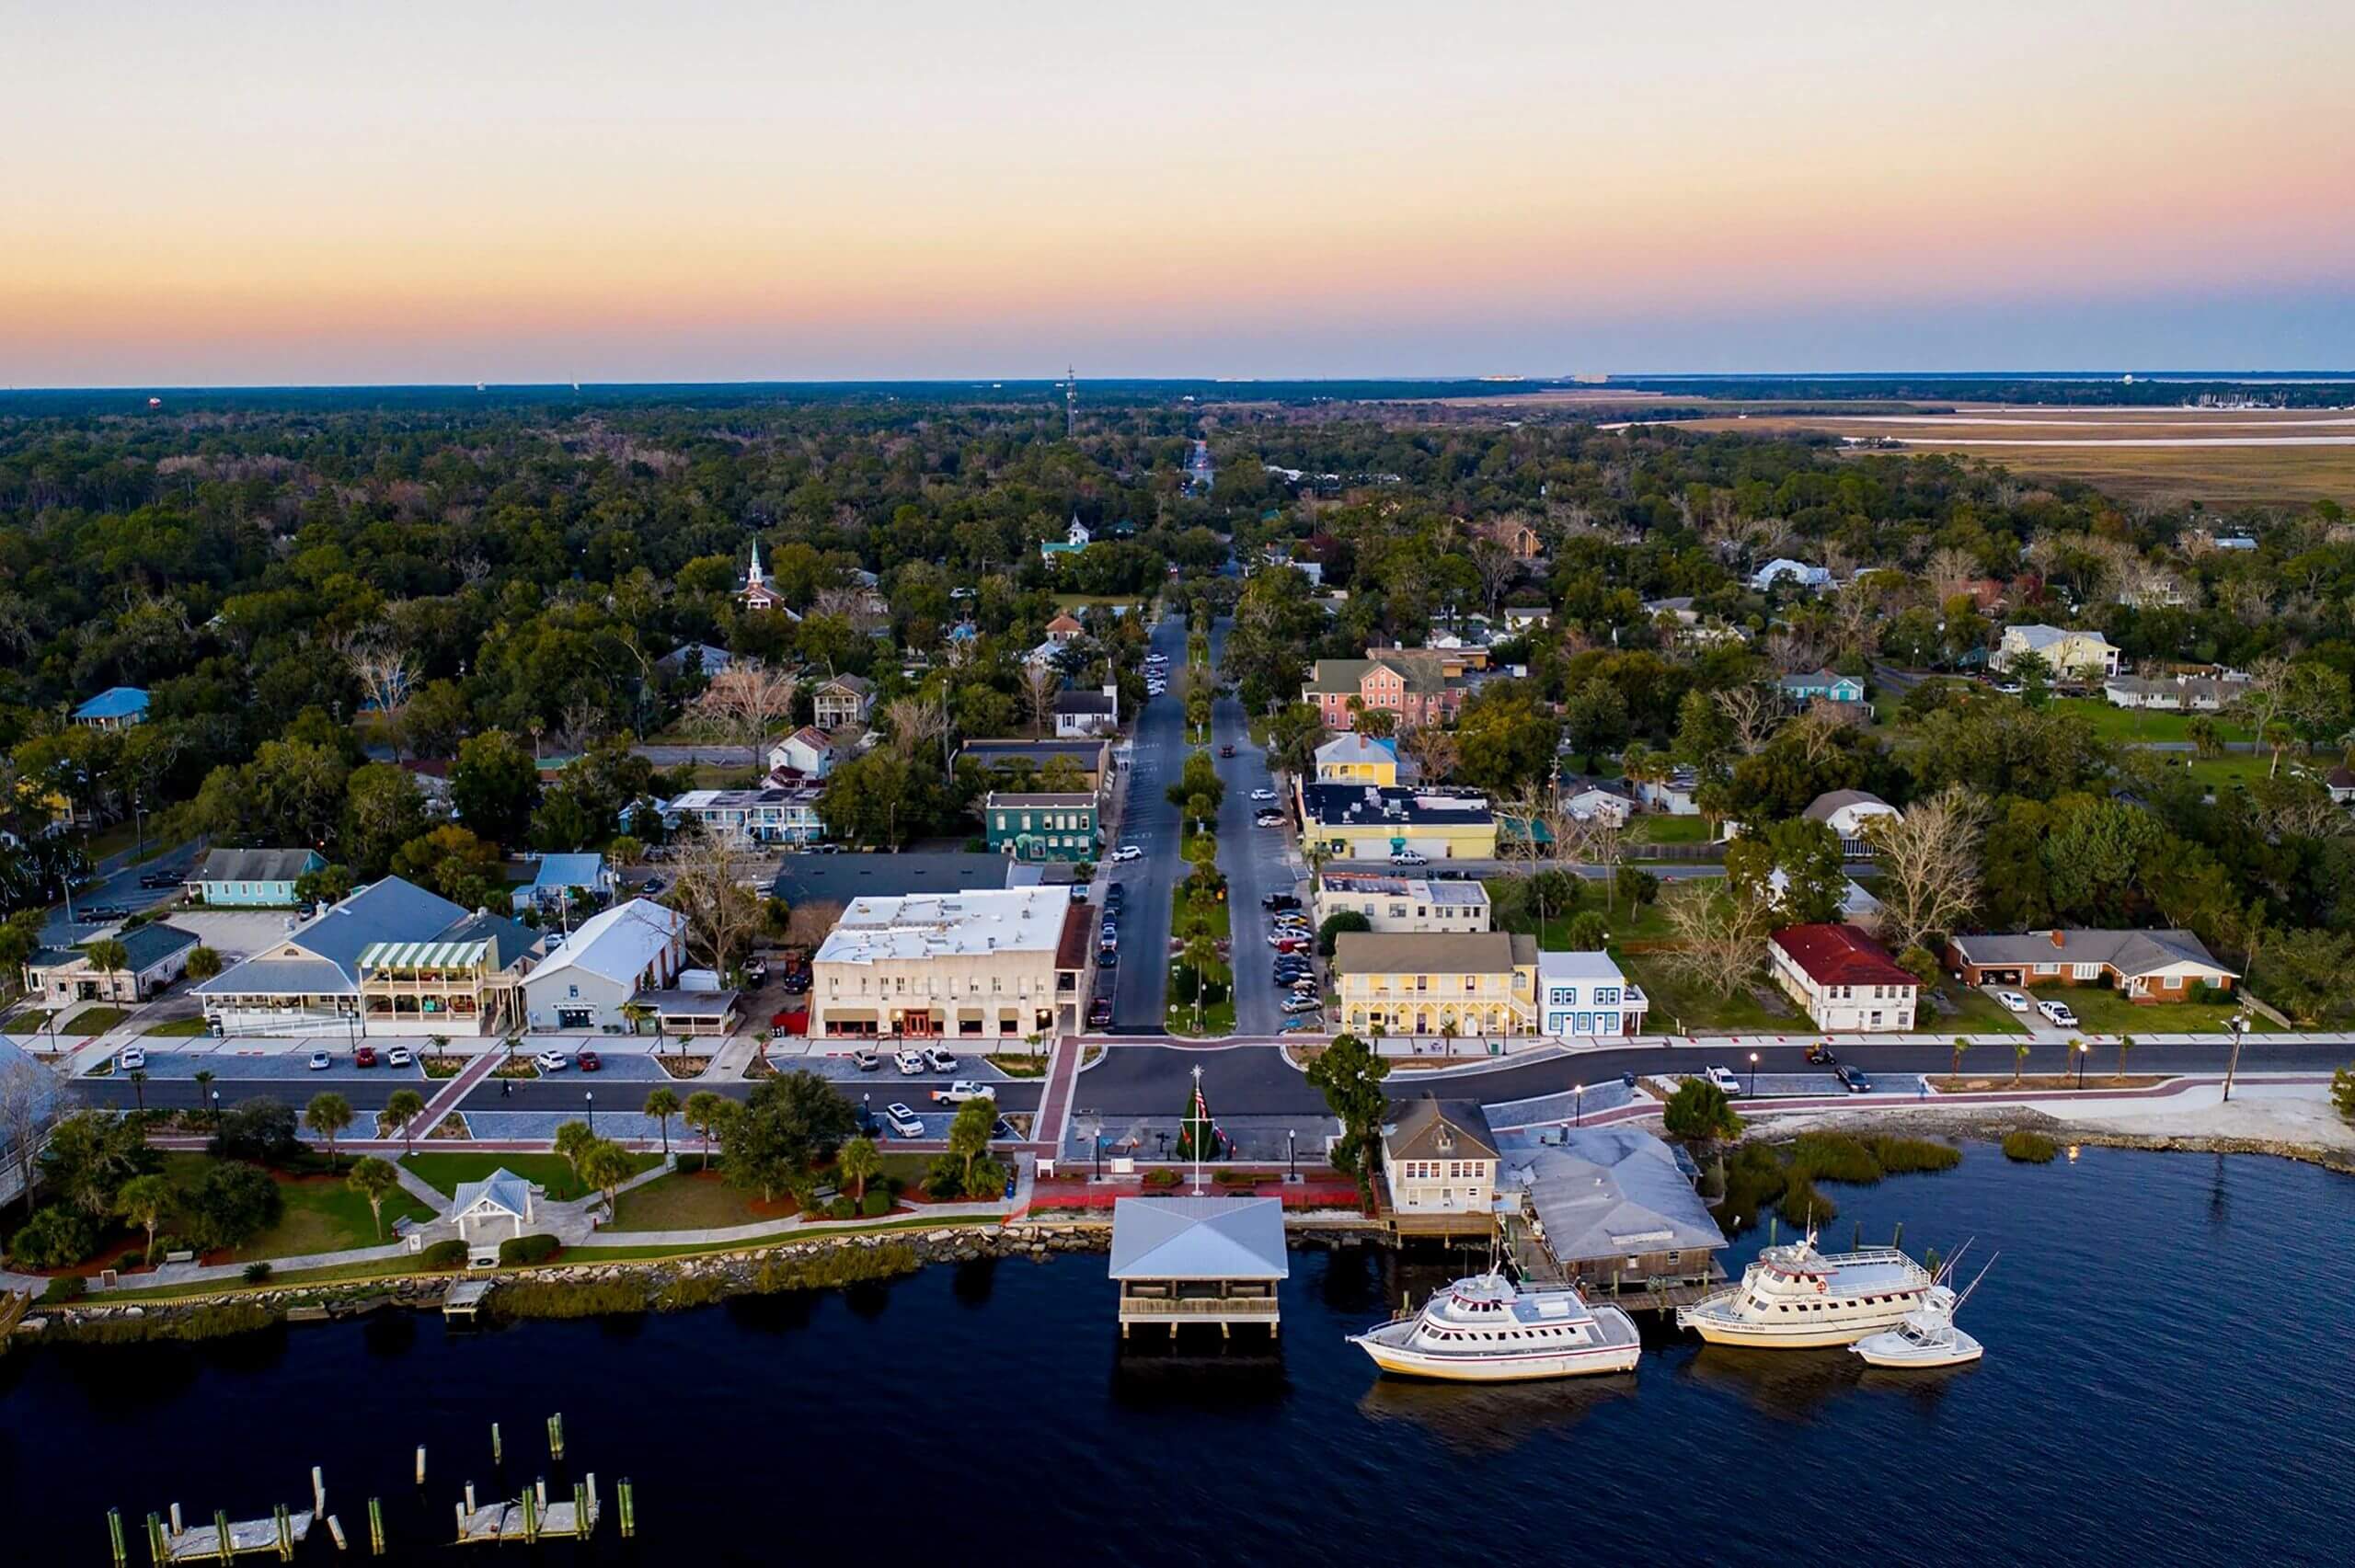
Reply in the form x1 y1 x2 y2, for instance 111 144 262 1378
71 687 150 729
1536 951 1648 1038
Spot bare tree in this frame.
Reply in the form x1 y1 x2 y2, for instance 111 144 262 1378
1469 538 1519 616
341 631 416 758
1763 625 1827 675
784 899 845 951
2229 658 2295 778
1925 546 1980 608
884 692 950 773
687 662 800 754
814 585 886 638
666 827 764 981
1402 725 1459 785
1658 881 1775 995
1022 658 1062 738
1713 685 1783 755
1831 578 1882 658
0 1059 68 1215
1863 786 1988 954
1567 813 1626 910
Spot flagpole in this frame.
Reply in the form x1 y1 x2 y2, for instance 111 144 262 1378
1190 1064 1204 1196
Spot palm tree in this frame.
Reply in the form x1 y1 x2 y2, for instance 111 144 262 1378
382 1088 427 1154
2012 1041 2030 1086
754 1029 774 1072
683 1090 724 1171
2116 1032 2135 1082
128 1067 148 1114
837 1134 880 1203
553 1118 596 1181
429 1032 450 1066
1950 1036 1970 1077
115 1173 173 1265
85 936 130 990
580 1139 636 1225
192 1067 215 1103
643 1086 682 1156
304 1092 354 1170
346 1156 400 1240
618 1001 653 1041
1178 933 1224 1034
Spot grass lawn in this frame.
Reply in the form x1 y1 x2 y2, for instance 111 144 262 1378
143 1016 213 1036
3 1010 56 1036
605 1168 786 1230
65 1005 132 1034
569 1215 999 1262
402 1150 661 1204
1165 987 1237 1036
1620 953 1798 1034
1629 815 1709 845
2025 986 2273 1036
161 1153 436 1261
1925 987 2028 1035
1487 879 1676 948
2048 697 2250 749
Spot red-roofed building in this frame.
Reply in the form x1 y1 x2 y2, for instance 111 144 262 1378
1768 923 1918 1032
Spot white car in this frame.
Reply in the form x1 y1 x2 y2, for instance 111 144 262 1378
116 1047 147 1071
884 1103 925 1138
1113 844 1144 863
1994 990 2030 1013
1255 812 1284 828
923 1047 959 1072
1705 1065 1743 1096
931 1080 992 1104
1388 849 1429 867
894 1049 926 1075
308 1050 333 1071
1281 995 1323 1014
1249 788 1276 802
386 1046 414 1068
534 1049 569 1072
2037 999 2078 1027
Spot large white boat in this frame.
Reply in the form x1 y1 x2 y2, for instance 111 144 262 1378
1676 1231 1934 1349
1350 1272 1642 1382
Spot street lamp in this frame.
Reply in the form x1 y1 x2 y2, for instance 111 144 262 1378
2075 1039 2089 1090
1571 1082 1585 1127
1748 1051 1759 1098
1287 1127 1297 1183
2219 1012 2251 1103
584 1090 594 1135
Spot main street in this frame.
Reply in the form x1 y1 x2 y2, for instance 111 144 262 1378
1206 618 1300 1036
1104 612 1189 1029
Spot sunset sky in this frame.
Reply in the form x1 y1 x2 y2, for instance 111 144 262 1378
6 1 2352 385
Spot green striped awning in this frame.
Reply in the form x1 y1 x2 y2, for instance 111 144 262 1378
358 940 489 972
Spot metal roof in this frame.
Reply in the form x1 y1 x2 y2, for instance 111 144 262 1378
1512 1127 1728 1265
1384 1097 1499 1162
72 686 150 719
190 957 355 997
528 899 686 989
448 1169 534 1222
191 847 325 885
1108 1196 1290 1281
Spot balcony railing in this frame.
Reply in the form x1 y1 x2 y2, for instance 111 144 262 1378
1120 1295 1281 1317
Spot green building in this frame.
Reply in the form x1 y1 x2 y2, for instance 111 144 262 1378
985 792 1099 863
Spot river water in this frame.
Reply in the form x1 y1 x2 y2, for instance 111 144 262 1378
3 1143 2349 1566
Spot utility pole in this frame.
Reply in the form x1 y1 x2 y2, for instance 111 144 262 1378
2223 1013 2247 1102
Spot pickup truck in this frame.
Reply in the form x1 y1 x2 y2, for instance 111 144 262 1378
930 1080 993 1105
1705 1064 1744 1096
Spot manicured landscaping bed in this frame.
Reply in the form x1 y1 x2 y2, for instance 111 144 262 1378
402 1150 660 1204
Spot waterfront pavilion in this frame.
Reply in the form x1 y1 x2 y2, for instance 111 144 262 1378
447 1169 535 1262
1108 1196 1289 1338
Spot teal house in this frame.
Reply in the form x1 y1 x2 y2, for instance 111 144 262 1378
187 847 327 907
985 793 1099 863
1776 670 1867 704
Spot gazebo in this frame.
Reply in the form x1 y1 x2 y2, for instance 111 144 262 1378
446 1169 534 1262
1108 1196 1289 1339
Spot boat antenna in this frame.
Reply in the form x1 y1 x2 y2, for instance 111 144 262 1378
1955 1252 2000 1311
1935 1238 1973 1288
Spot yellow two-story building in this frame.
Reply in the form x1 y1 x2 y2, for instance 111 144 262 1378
1314 734 1399 786
1332 931 1539 1038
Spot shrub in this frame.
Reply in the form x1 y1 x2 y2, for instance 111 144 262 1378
1662 1079 1743 1143
40 1275 86 1304
1787 1133 1883 1185
188 1162 282 1252
498 1234 562 1265
2002 1130 2059 1163
1775 1171 1838 1228
860 1189 891 1218
1867 1136 1962 1174
1143 1168 1180 1188
8 1206 97 1270
824 1196 856 1220
922 1153 967 1198
421 1239 469 1269
211 1098 299 1163
242 1261 273 1284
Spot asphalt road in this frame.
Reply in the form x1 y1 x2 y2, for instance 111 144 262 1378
45 837 201 944
1207 622 1304 1036
1106 613 1189 1028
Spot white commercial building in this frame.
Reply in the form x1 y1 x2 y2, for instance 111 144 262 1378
809 885 1092 1042
1313 872 1491 935
521 898 690 1033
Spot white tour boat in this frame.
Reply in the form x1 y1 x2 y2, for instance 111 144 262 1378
1350 1271 1642 1382
1852 1250 1994 1368
1676 1230 1935 1349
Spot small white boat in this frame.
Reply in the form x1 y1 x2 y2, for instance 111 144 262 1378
1350 1270 1642 1382
1852 1249 1994 1369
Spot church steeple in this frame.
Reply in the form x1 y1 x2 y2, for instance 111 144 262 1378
747 538 765 587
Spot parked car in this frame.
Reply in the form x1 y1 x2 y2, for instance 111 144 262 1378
116 1046 147 1071
1262 894 1301 912
922 1047 959 1072
2037 999 2078 1027
639 876 665 894
1805 1044 1838 1065
308 1050 333 1071
353 1046 378 1069
1087 1000 1114 1027
1113 844 1144 863
1255 812 1285 828
894 1049 925 1075
852 1048 882 1071
534 1050 569 1072
1835 1065 1875 1093
1272 936 1310 954
1705 1064 1742 1096
1220 744 1235 758
1097 949 1119 969
884 1104 925 1138
386 1046 413 1068
577 1049 603 1072
931 1080 991 1104
1281 995 1322 1014
1995 990 2030 1012
1388 849 1429 867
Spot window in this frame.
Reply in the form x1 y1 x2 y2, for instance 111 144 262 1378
1595 986 1620 1006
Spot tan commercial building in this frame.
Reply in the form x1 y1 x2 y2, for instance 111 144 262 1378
809 886 1094 1042
1332 930 1539 1039
1314 872 1491 935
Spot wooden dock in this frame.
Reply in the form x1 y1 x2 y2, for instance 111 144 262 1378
156 1510 314 1562
442 1279 493 1320
456 1476 600 1544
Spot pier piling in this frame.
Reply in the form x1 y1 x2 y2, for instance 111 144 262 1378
1852 1221 1862 1252
546 1413 564 1460
274 1503 293 1561
464 1482 476 1515
170 1505 184 1537
617 1479 636 1539
490 1423 502 1466
1892 1221 1904 1250
213 1508 233 1565
414 1447 426 1487
109 1507 129 1568
311 1468 326 1519
326 1515 346 1552
146 1512 167 1567
367 1497 385 1556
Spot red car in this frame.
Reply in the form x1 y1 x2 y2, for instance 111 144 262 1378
352 1046 377 1069
577 1049 603 1072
